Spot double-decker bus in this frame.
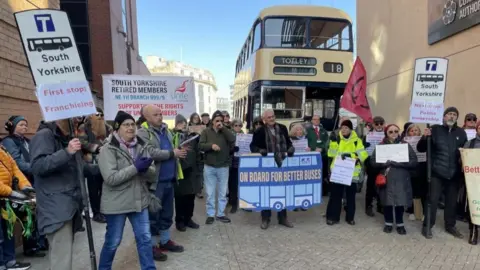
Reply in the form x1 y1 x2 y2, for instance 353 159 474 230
232 5 354 131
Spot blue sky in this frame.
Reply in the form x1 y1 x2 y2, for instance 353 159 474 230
137 0 356 97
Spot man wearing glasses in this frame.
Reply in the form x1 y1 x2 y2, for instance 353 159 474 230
365 116 386 217
77 108 112 223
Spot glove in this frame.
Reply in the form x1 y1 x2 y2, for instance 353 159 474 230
10 190 27 200
363 142 371 148
21 186 35 195
385 160 393 166
259 149 268 157
329 132 337 142
341 153 350 160
287 147 295 157
148 193 162 213
134 157 153 173
234 146 240 152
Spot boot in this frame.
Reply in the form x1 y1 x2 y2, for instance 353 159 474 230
469 223 478 245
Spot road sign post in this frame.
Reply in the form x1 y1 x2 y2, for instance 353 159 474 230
14 9 97 269
409 57 449 239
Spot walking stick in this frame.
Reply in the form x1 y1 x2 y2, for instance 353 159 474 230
69 120 98 270
425 123 432 237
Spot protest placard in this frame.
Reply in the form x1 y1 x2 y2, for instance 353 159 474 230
235 133 253 156
404 136 426 162
330 157 355 186
460 149 480 225
375 144 409 163
365 132 384 155
292 138 308 152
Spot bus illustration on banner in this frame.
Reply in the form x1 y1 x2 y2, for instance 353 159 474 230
238 152 322 211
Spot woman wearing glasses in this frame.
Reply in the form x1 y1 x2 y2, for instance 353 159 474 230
370 124 418 235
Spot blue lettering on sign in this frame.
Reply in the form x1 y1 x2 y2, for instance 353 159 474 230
238 152 322 211
34 14 55 32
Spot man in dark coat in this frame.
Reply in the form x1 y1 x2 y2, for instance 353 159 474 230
250 109 295 230
417 106 467 239
30 119 98 270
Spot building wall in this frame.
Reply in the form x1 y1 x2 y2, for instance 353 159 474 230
357 0 480 125
147 56 219 115
0 0 60 137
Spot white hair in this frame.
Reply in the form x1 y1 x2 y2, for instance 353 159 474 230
262 109 274 118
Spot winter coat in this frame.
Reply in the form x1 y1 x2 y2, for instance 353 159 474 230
173 131 202 196
250 123 292 153
199 126 236 168
327 131 368 183
371 139 418 207
98 135 156 214
1 135 31 178
30 121 99 235
0 145 31 196
417 124 467 180
306 125 329 156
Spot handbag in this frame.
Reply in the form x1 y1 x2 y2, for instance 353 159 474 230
375 167 390 187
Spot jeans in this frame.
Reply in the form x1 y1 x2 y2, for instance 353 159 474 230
384 206 405 226
0 219 16 269
424 175 459 229
150 181 174 245
204 165 229 217
99 208 156 270
326 182 357 222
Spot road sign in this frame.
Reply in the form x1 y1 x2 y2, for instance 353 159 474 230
409 57 449 125
411 57 448 103
14 9 86 85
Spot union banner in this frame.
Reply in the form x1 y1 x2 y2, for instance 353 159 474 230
460 148 480 225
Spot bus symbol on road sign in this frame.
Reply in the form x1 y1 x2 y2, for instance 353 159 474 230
425 60 437 72
34 14 55 32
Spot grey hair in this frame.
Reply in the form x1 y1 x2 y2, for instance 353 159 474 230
289 123 306 137
262 109 274 118
231 118 242 127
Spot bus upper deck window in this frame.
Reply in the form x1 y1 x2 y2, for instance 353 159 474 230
264 18 307 48
309 19 351 51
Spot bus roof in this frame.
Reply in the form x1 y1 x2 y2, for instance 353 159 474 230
258 5 352 21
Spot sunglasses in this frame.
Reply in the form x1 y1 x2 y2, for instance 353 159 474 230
234 124 243 127
374 122 384 126
467 118 477 121
96 112 104 117
388 130 399 134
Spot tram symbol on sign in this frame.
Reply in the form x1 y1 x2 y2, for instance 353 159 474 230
416 60 444 83
34 14 55 32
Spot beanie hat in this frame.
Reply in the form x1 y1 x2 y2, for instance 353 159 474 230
5 115 26 133
201 113 209 118
175 114 187 126
340 119 353 130
211 110 224 122
384 124 400 136
465 113 477 121
443 106 459 116
373 116 385 123
113 111 135 130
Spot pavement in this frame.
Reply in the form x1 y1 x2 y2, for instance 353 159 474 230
21 193 480 270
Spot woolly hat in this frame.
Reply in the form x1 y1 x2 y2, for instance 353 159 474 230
175 114 187 126
465 113 477 121
444 106 459 116
384 124 400 137
340 119 353 130
373 116 385 123
5 115 26 133
113 111 135 130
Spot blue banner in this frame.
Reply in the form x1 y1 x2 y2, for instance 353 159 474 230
238 152 322 211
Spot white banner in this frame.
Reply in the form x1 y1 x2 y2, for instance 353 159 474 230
102 74 196 120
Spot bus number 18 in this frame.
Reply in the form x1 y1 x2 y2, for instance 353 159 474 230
323 62 343 74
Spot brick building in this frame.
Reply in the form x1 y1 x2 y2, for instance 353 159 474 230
0 0 149 137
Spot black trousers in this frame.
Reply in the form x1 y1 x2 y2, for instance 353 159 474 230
326 182 357 222
228 167 239 207
261 209 287 221
384 205 405 226
321 155 329 196
87 173 103 215
424 175 459 229
175 194 195 224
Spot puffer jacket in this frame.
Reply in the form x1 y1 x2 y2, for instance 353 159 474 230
417 124 467 180
0 146 31 196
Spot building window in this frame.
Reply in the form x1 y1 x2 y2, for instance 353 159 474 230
198 84 204 113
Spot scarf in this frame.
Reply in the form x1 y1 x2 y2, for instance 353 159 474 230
113 132 137 158
380 137 403 145
264 124 287 167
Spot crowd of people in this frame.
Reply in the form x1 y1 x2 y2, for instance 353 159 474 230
0 105 478 270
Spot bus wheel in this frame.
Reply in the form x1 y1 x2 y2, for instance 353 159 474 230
302 199 311 209
59 46 64 51
36 47 42 52
273 202 283 211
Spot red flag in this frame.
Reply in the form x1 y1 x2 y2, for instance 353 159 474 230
340 57 373 123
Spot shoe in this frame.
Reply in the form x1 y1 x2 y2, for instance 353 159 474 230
216 216 231 223
383 225 393 233
152 245 168 261
38 239 49 251
261 219 270 230
196 192 204 199
469 224 478 245
446 227 464 239
6 262 31 270
205 217 214 225
23 248 46 257
230 205 238 214
365 207 375 217
279 219 294 228
396 226 407 235
408 214 416 221
92 213 106 223
160 240 184 253
326 220 338 226
301 208 307 212
346 220 355 226
175 222 186 232
422 226 433 239
186 220 200 229
7 262 32 270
